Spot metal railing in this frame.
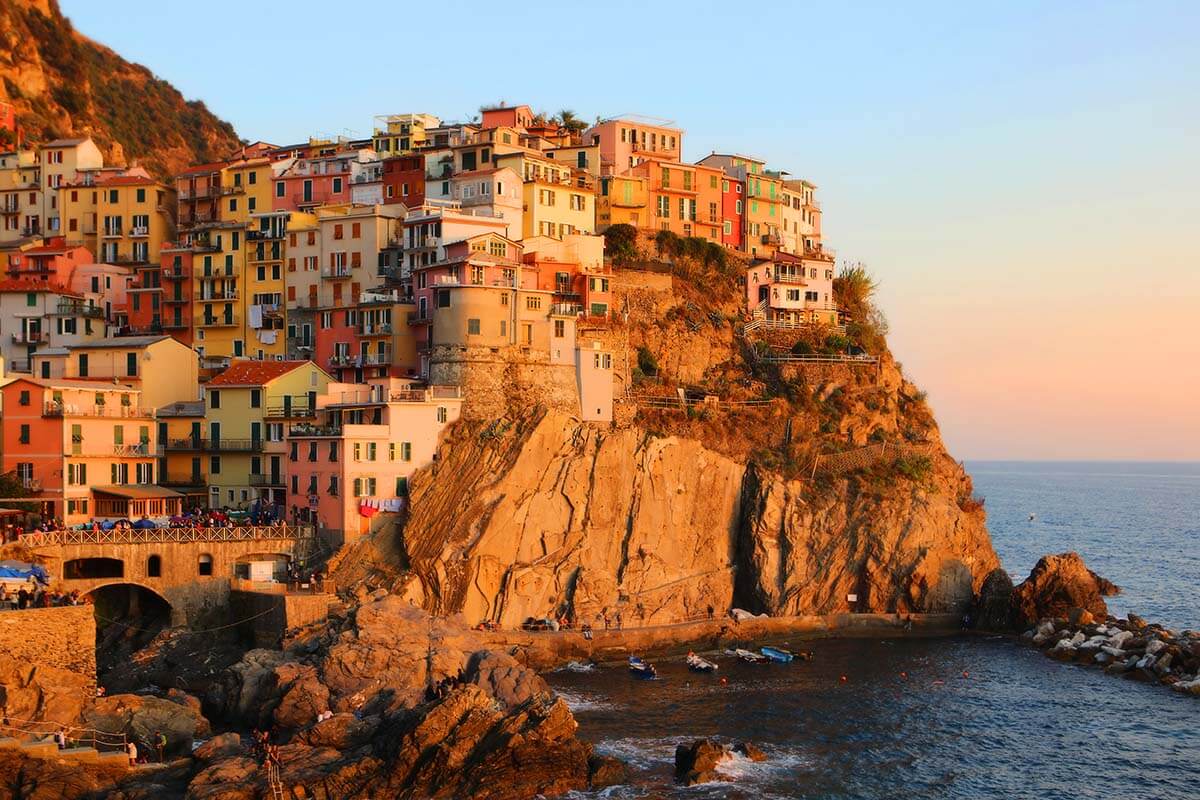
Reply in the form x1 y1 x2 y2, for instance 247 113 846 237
44 403 152 419
20 524 315 548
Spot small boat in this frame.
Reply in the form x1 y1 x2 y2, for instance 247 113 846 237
760 646 794 663
686 653 718 673
730 648 768 664
628 656 657 679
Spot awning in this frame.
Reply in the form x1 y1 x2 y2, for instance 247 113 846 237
90 485 184 500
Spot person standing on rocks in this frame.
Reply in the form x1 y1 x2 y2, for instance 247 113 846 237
154 731 166 762
126 739 137 766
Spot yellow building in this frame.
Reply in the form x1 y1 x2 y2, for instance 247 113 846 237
221 157 274 223
204 360 333 511
495 151 596 240
96 173 176 267
0 150 43 243
597 174 649 230
156 399 209 507
40 138 104 237
372 113 440 156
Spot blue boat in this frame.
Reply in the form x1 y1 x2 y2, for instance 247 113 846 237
628 656 657 679
760 646 794 663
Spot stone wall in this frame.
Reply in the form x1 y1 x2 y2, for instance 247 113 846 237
428 344 581 420
230 589 336 648
0 606 96 689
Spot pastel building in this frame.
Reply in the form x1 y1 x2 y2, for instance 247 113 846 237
493 151 595 240
582 117 684 175
423 167 523 240
744 250 839 327
95 173 176 267
5 237 93 283
0 377 168 524
697 153 783 257
285 377 463 545
0 280 106 374
203 360 332 512
631 160 722 241
0 150 41 241
39 138 105 237
596 174 649 230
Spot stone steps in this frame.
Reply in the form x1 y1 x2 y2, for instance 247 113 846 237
0 736 127 766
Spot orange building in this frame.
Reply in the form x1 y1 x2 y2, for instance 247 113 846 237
1 377 171 524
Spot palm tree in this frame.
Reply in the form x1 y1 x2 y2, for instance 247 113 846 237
555 109 587 133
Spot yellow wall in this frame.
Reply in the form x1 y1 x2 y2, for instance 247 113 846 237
97 180 176 266
192 226 246 359
597 176 647 230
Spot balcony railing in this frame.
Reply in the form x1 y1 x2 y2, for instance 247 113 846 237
201 316 240 327
163 437 206 451
321 265 352 279
288 424 343 437
20 477 41 492
197 291 240 301
363 351 393 366
160 473 205 487
770 272 807 285
130 226 150 237
248 474 285 487
357 322 393 336
54 301 106 318
208 439 260 452
44 403 153 419
11 331 46 345
112 443 152 457
162 318 190 329
549 302 583 316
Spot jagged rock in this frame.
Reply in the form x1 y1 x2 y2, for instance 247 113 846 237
588 754 630 789
85 692 209 758
193 732 243 762
272 663 330 730
0 653 91 730
973 568 1015 630
185 755 259 800
733 741 768 761
675 739 730 785
1068 607 1095 627
465 649 550 708
1128 612 1147 629
300 712 380 749
1011 553 1115 628
330 401 998 625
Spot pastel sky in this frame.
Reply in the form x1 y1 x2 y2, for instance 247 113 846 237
62 1 1200 460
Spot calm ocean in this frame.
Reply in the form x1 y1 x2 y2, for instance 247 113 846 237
551 462 1200 799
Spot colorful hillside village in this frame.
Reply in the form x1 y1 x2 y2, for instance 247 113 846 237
0 105 840 546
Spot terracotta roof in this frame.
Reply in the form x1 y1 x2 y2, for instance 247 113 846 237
96 174 159 187
0 278 67 293
206 360 315 387
177 161 227 176
43 138 91 148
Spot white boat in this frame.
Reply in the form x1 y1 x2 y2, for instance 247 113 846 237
686 653 718 672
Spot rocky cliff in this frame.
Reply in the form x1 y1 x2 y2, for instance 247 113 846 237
0 0 240 175
331 263 999 627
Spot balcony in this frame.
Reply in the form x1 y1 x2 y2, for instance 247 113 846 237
101 227 123 239
54 301 106 318
770 272 807 285
201 315 240 327
112 443 152 457
44 402 153 419
549 302 583 316
248 474 285 487
363 350 393 366
208 439 260 452
20 226 40 237
328 353 356 368
11 331 46 345
761 233 781 246
288 424 342 437
196 290 240 301
291 190 333 206
357 322 393 336
162 318 190 329
162 268 188 280
321 265 352 279
264 403 316 419
652 179 698 194
163 437 206 451
407 310 431 325
19 477 41 492
130 226 150 238
161 473 204 487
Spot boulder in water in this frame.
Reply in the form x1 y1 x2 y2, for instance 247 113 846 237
972 568 1015 630
675 739 729 785
1011 553 1115 628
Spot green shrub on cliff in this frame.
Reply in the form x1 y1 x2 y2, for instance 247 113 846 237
895 455 933 484
603 224 638 265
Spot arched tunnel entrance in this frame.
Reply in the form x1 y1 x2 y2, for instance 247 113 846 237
87 584 173 687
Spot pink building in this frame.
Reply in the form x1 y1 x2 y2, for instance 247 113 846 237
745 251 839 327
271 149 376 212
285 378 463 545
6 237 93 284
582 117 684 175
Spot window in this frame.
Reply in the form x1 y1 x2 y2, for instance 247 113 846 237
136 188 146 203
198 554 213 577
526 296 542 311
467 318 480 335
395 477 408 497
210 455 221 474
400 442 412 461
353 442 362 461
437 406 448 424
209 389 220 409
329 476 339 496
276 182 285 197
329 441 338 462
250 389 261 408
308 442 318 462
18 390 29 406
332 177 343 193
18 424 29 444
554 319 565 338
351 222 361 238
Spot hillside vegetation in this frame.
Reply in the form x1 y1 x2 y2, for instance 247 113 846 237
0 0 241 176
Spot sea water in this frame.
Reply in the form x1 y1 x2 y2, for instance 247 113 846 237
549 462 1200 799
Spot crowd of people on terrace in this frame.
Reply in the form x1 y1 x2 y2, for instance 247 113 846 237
0 505 286 542
0 581 87 610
